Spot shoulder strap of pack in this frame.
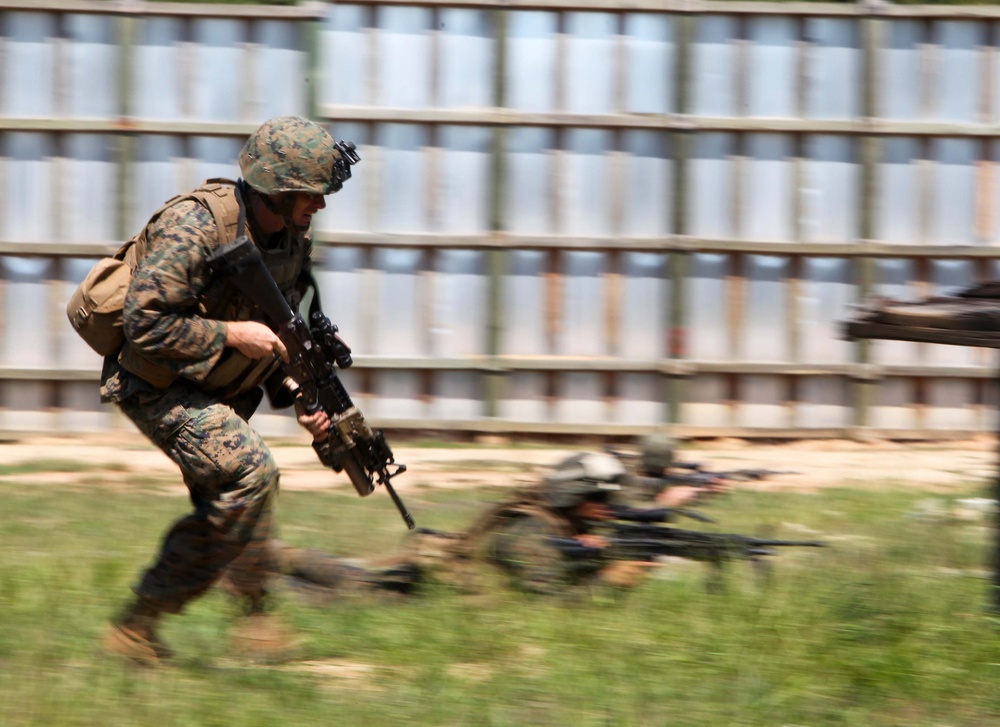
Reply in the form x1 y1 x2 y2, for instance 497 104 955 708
121 179 243 271
189 178 243 247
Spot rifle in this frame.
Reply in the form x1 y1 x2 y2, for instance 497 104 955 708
604 522 826 563
550 522 826 581
206 235 414 530
672 462 799 482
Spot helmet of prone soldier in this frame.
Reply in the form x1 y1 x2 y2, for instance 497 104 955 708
239 115 359 196
639 433 675 476
541 452 626 510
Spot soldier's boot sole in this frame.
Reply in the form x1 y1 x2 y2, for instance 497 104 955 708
102 622 174 667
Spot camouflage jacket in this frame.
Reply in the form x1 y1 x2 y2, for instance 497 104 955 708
102 192 312 403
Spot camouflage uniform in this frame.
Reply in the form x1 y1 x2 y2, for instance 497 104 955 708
102 197 301 613
401 453 626 596
102 117 354 663
263 541 421 604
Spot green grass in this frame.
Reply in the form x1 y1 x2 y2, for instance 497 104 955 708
1 463 999 727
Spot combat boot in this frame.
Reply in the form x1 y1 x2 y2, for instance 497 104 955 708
102 598 173 667
229 611 301 663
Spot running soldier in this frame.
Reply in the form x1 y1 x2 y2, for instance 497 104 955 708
101 116 356 666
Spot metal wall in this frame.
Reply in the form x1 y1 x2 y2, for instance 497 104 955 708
2 0 999 439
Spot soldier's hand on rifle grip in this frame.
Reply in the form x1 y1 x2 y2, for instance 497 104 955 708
294 398 331 441
225 320 288 362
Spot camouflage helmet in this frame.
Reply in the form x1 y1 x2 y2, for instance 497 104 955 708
541 453 626 509
239 115 359 196
639 433 675 476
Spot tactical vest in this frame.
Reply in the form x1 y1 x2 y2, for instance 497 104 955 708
118 179 309 398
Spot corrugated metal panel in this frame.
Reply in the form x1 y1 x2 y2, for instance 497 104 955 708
934 21 982 123
431 249 487 357
63 134 118 242
687 253 731 361
1 132 57 241
3 3 1000 438
879 19 923 120
1 257 55 368
377 6 433 108
800 135 858 244
614 373 663 425
620 131 672 237
556 251 606 356
623 13 674 116
875 137 924 244
437 9 495 110
688 133 736 239
132 17 185 120
1 12 57 117
505 11 558 113
371 248 425 356
741 254 790 361
619 252 669 359
795 377 850 429
742 133 795 242
746 15 797 118
869 378 919 430
799 257 854 366
437 126 492 233
690 15 738 117
376 124 430 232
564 11 617 115
803 17 860 120
499 371 548 422
191 19 243 122
317 4 369 107
929 138 978 246
501 250 548 355
503 126 556 234
66 13 119 118
252 20 308 120
560 129 614 236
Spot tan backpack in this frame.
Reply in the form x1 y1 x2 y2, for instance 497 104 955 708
66 179 241 357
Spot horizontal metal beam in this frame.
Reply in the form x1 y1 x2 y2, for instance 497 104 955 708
312 232 1000 258
4 0 1000 23
304 0 1000 21
6 113 1000 140
7 233 1000 259
0 0 325 19
317 107 1000 137
10 360 996 381
0 118 257 136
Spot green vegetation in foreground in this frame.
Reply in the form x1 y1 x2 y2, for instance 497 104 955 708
1 467 998 727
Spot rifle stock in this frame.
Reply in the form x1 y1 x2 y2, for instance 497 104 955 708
207 235 415 530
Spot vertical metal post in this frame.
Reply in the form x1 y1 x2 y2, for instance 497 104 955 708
303 4 320 121
484 8 508 420
854 11 880 434
668 12 694 428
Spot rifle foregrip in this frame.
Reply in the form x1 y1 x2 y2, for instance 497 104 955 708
342 453 376 497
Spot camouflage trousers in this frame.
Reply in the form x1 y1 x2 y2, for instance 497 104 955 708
119 383 277 614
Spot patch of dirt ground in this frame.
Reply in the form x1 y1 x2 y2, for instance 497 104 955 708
0 432 997 495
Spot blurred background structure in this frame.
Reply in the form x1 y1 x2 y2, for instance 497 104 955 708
3 0 1000 439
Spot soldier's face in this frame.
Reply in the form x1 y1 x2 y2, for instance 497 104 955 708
291 192 326 229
